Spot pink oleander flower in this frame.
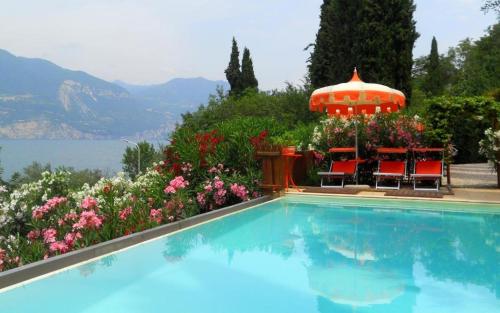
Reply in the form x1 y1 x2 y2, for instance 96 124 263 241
64 232 82 247
32 196 68 219
164 186 176 194
168 215 175 222
252 191 260 199
197 192 206 206
64 212 79 221
149 209 163 223
164 176 189 194
27 230 41 241
208 167 218 174
42 228 57 244
214 188 227 206
58 219 65 226
119 207 133 220
204 184 213 192
73 210 103 230
214 178 224 190
49 241 69 254
81 197 98 210
0 248 5 271
230 183 249 201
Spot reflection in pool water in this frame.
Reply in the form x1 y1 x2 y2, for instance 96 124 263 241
0 197 498 313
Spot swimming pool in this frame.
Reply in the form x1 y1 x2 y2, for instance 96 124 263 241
1 195 499 312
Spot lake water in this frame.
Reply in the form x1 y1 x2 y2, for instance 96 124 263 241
0 140 164 179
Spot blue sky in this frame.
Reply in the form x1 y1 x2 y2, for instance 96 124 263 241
0 0 496 90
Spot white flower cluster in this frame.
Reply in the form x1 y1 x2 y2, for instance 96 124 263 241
479 128 500 165
0 171 71 230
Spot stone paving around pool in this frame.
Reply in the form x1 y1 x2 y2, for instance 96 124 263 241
293 163 500 204
450 163 497 188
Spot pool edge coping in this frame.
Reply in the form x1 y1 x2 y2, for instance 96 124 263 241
0 195 274 291
286 190 500 205
285 191 500 214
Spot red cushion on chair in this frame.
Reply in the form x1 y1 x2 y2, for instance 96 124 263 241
379 161 405 175
415 161 442 175
331 160 357 174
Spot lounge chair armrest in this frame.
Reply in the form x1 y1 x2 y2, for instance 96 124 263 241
373 172 404 176
411 173 441 177
318 171 347 176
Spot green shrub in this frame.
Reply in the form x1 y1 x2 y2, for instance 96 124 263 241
424 96 500 163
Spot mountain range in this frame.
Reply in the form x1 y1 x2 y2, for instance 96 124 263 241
0 49 228 139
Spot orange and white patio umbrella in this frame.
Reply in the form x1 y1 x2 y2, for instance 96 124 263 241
309 69 406 184
309 68 406 116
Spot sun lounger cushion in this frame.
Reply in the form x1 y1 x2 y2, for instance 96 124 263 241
318 160 357 176
331 160 357 175
413 160 442 177
374 161 405 176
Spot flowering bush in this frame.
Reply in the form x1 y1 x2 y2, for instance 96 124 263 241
364 114 423 151
479 128 500 170
310 113 424 155
0 129 264 271
311 116 357 151
196 164 259 212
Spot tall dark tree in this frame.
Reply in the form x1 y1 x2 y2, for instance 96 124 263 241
482 0 500 14
241 48 258 91
308 0 362 88
422 37 444 96
308 0 418 102
225 37 242 95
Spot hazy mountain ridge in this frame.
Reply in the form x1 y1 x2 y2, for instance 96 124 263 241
115 77 229 115
0 49 227 139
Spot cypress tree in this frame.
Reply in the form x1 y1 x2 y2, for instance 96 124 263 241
308 0 362 87
308 0 418 102
241 48 258 91
225 37 242 95
422 37 444 96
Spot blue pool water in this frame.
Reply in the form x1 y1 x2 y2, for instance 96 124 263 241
0 196 499 312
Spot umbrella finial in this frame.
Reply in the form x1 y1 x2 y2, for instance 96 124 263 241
350 67 362 82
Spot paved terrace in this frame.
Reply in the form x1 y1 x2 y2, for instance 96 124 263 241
293 163 500 204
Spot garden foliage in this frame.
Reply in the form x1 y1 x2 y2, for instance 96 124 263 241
424 96 500 163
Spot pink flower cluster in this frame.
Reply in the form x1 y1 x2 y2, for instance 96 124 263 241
32 197 68 220
42 228 57 243
208 163 225 174
119 207 133 220
81 197 98 210
196 192 206 206
49 232 82 254
64 232 82 247
72 210 103 230
0 248 5 271
27 230 41 241
164 176 189 194
49 241 69 254
28 228 82 255
149 209 163 223
230 183 249 201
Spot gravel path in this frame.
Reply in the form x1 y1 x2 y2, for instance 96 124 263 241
450 163 497 188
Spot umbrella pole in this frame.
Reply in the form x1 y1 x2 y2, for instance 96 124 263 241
355 118 359 185
354 105 359 185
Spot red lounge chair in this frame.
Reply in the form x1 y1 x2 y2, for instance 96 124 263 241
373 148 407 190
411 160 443 191
318 160 357 188
373 161 407 190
